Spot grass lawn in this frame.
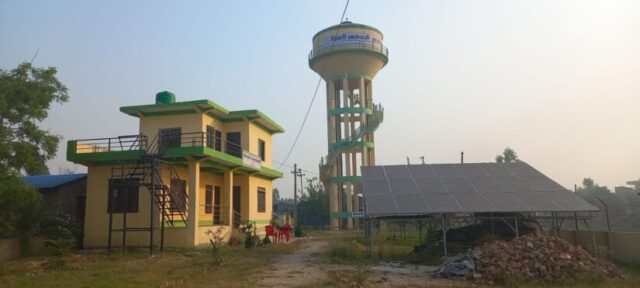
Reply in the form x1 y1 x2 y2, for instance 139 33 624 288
0 243 298 288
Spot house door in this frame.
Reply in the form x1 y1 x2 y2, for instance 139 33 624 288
214 186 221 224
226 132 241 158
214 130 222 151
233 186 241 227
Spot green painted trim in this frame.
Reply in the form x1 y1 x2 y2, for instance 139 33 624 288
251 120 278 135
312 23 384 40
309 48 388 67
67 141 76 161
328 107 372 116
328 176 362 183
329 73 372 81
230 110 285 134
329 141 374 151
142 109 197 117
67 147 146 164
198 220 227 226
164 220 187 228
259 166 284 179
120 99 225 116
249 219 272 225
120 99 284 134
69 139 282 179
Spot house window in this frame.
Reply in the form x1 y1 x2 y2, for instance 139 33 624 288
107 179 139 213
258 139 266 161
205 185 213 214
170 179 187 210
206 126 215 149
159 128 182 150
257 187 266 213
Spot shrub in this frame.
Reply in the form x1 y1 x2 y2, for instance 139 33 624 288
294 224 303 237
37 211 81 249
331 242 366 263
228 236 240 246
44 238 73 256
205 227 225 266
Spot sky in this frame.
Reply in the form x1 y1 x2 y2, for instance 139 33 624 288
1 0 639 198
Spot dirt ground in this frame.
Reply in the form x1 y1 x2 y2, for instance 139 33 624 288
253 233 462 288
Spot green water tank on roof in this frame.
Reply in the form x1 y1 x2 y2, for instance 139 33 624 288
155 91 176 104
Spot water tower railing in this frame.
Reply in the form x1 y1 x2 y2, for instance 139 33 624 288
309 42 388 60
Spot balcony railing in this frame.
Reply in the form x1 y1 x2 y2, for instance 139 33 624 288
74 135 147 154
309 42 388 60
155 132 242 158
72 131 261 170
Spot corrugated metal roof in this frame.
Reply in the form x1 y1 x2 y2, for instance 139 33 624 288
361 162 598 217
21 173 86 189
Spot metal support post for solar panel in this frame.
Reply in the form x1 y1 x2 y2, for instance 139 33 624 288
442 215 448 257
515 215 519 237
490 212 495 236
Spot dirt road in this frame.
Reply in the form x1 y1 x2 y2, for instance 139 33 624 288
253 234 462 288
254 239 331 287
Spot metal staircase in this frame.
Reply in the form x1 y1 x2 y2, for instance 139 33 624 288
107 134 189 254
319 103 384 183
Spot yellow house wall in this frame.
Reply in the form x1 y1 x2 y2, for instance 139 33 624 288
139 113 203 140
201 114 226 136
247 176 273 236
248 122 273 168
223 121 250 151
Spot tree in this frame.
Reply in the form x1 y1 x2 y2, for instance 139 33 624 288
495 147 519 163
0 62 69 176
298 177 329 226
273 187 281 204
0 62 68 255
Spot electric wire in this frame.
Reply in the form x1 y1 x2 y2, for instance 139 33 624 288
276 0 351 170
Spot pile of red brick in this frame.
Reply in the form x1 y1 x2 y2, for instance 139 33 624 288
474 235 622 283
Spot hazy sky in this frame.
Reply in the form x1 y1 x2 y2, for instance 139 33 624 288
1 0 638 198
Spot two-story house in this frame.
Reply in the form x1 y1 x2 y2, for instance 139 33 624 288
67 91 284 250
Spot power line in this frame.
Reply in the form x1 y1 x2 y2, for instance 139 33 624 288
276 0 351 169
273 160 318 175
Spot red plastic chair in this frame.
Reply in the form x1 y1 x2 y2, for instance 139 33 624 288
265 225 278 243
279 224 291 242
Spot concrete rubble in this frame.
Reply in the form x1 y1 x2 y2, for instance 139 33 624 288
433 235 623 284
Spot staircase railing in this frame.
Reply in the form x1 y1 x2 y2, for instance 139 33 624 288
319 103 384 170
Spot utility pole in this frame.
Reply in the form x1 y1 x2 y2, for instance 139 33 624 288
297 168 305 225
406 157 410 165
291 163 298 227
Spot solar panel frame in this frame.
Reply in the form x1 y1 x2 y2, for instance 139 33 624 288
361 162 599 217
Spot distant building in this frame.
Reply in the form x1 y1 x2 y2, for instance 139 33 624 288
22 173 87 220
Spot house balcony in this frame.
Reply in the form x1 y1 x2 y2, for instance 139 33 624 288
67 133 282 179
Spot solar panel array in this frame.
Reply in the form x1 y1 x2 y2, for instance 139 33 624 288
361 162 598 217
